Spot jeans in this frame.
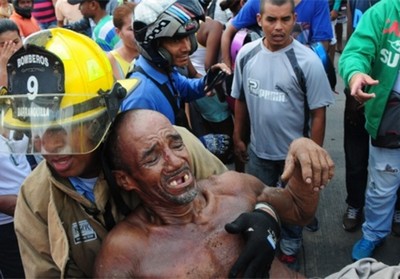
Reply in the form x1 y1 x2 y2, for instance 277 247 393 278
246 149 303 256
246 148 284 187
362 142 400 242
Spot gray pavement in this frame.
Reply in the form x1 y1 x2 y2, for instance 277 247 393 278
298 53 400 278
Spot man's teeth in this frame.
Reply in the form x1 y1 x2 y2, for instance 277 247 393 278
169 174 190 187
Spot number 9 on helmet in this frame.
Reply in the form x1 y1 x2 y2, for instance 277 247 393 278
0 28 139 155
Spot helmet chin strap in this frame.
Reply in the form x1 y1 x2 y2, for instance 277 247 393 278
101 82 127 121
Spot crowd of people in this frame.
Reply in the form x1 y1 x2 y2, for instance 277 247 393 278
0 0 400 277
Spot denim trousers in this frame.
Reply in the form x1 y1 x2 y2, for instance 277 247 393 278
247 149 303 256
362 143 400 242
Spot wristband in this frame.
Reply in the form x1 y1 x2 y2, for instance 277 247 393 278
255 202 278 223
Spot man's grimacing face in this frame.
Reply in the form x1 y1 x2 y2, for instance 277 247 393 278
116 111 198 206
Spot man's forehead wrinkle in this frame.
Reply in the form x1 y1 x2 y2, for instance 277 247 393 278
140 143 157 161
138 129 181 157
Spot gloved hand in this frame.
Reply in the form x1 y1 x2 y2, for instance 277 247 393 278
204 67 228 93
199 133 230 155
225 209 281 278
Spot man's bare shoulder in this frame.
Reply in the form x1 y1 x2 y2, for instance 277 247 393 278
201 171 265 196
94 209 149 277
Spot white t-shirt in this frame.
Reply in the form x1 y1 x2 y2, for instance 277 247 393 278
0 132 31 225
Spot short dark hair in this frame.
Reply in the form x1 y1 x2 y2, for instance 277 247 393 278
260 0 295 14
104 109 138 171
0 19 20 37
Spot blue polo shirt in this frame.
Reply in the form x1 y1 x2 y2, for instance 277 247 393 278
121 56 206 124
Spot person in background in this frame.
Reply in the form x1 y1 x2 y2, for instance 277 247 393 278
220 0 333 239
340 0 386 234
188 0 236 167
327 0 342 64
9 0 41 39
208 0 234 24
32 0 57 29
334 0 346 53
339 0 400 261
68 0 121 51
55 0 83 27
220 0 333 71
232 0 334 270
0 0 14 19
0 19 21 87
0 18 29 279
107 2 138 79
122 0 231 130
0 129 31 279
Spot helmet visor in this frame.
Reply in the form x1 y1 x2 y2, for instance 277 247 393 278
0 93 111 155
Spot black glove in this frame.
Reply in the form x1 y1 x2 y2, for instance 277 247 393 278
225 209 281 278
204 68 227 93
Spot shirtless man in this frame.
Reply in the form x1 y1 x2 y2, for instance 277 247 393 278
94 109 334 278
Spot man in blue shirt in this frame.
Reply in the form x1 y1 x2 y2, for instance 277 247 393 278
122 0 231 126
221 0 333 70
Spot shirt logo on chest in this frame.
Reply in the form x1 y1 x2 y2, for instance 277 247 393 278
72 220 97 244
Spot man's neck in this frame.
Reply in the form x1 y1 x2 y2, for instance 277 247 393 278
93 10 107 24
142 192 208 225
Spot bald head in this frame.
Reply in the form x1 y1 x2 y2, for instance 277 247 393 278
104 109 178 171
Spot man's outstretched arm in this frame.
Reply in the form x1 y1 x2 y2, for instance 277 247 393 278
226 138 334 277
259 137 334 225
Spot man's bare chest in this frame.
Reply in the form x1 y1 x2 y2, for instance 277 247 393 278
137 221 244 278
135 196 251 278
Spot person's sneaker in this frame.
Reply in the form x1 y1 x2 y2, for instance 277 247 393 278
277 252 300 272
351 237 382 261
305 217 319 232
342 206 362 232
392 210 400 236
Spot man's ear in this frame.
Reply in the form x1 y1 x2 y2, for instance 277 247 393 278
256 13 262 27
112 170 139 192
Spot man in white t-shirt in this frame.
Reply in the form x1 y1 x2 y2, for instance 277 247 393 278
0 129 31 278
